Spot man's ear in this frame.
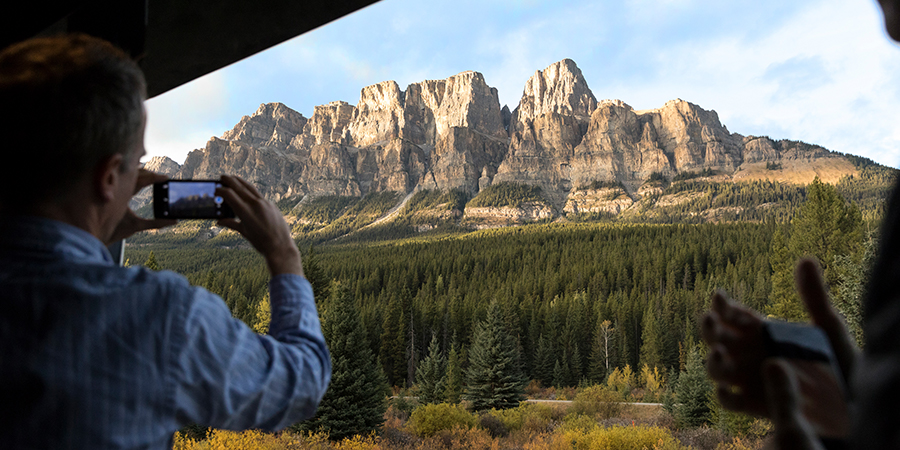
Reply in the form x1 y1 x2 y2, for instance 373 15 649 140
94 153 125 203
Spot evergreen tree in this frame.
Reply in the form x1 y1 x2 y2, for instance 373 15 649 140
415 334 446 404
303 246 331 301
444 342 463 404
552 359 567 388
671 346 712 428
639 306 663 370
533 333 555 387
144 251 161 271
767 178 864 320
380 294 407 387
464 300 525 411
832 232 877 346
297 282 387 440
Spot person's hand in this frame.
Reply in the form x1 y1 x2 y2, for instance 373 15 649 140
106 169 177 244
702 289 768 416
762 360 824 450
215 175 303 277
702 258 859 418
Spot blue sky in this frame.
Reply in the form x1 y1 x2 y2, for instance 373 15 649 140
144 0 900 168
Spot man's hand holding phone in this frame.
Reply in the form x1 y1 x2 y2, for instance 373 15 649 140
214 175 303 278
107 169 177 245
703 258 859 449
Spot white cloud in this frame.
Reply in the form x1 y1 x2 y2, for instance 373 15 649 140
145 71 231 164
596 0 900 167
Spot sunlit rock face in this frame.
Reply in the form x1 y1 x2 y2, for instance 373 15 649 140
142 156 180 176
222 102 307 148
493 59 598 202
153 58 855 211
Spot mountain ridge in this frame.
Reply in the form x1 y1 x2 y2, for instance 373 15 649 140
134 58 894 237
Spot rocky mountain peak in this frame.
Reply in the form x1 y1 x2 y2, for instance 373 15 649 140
516 58 598 123
301 101 355 146
357 81 404 112
141 155 180 176
435 70 506 139
221 102 307 148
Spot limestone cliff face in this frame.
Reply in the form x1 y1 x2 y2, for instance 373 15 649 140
178 137 305 200
644 99 743 172
142 156 180 176
492 60 601 205
156 58 858 215
222 102 307 148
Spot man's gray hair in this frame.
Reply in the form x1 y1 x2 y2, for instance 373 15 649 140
0 34 146 208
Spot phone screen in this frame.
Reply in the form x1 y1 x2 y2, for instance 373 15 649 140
153 180 235 219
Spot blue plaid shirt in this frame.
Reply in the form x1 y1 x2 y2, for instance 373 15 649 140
0 217 331 449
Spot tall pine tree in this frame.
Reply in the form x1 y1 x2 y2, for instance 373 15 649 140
415 334 446 404
464 300 525 411
671 346 712 428
297 281 387 440
443 341 463 404
767 178 863 320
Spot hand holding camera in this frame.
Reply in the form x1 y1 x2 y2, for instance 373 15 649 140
214 175 303 278
703 259 859 448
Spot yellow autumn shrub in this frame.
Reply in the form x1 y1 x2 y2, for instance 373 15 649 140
406 403 477 437
571 385 622 419
487 402 555 433
557 425 686 450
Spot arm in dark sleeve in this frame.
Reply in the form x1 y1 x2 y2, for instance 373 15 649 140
173 274 331 431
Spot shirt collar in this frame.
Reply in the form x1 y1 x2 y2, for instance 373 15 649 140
0 216 114 265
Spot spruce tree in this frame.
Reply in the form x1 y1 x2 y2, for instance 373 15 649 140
415 334 446 404
533 333 555 387
552 359 567 388
639 307 662 370
463 300 525 411
380 294 407 387
444 342 463 404
767 178 863 321
297 282 387 440
672 346 712 428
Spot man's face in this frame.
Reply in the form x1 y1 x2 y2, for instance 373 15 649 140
106 107 146 237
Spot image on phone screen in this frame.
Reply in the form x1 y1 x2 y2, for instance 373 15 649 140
154 180 234 219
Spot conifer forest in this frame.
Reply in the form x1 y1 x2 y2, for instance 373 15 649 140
130 173 895 449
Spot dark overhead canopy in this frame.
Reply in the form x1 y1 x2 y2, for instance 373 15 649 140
1 0 382 98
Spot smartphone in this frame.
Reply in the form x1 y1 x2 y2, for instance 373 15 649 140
762 320 849 449
153 179 235 219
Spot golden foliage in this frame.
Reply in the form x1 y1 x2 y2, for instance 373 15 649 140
406 403 476 438
485 402 556 433
571 385 622 419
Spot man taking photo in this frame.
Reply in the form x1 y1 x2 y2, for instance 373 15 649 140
0 34 331 449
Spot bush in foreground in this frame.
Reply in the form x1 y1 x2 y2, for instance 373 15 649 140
572 385 623 419
406 403 476 437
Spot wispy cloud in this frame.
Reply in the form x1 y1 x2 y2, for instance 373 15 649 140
145 71 231 163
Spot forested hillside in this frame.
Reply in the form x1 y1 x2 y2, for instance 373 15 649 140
130 178 875 390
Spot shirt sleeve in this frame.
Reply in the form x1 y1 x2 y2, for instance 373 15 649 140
172 274 331 431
